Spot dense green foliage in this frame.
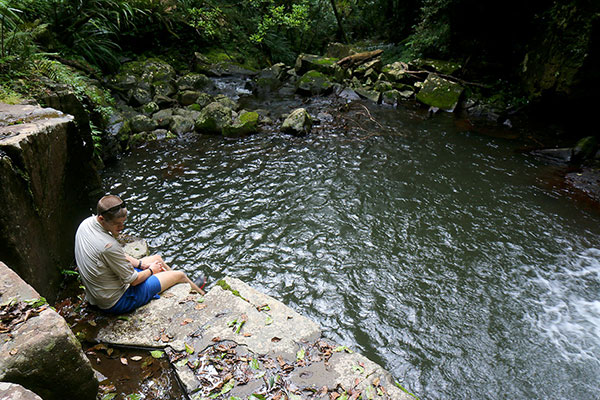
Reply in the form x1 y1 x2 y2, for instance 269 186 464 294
1 0 598 119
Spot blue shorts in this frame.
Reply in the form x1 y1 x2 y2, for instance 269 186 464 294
105 269 162 314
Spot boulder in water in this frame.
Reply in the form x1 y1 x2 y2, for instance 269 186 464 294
222 110 260 137
281 108 312 136
195 101 234 134
416 73 463 112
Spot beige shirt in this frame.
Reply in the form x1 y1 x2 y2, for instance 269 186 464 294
74 216 138 309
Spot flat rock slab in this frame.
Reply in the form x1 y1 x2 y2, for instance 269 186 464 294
96 276 412 399
0 382 43 400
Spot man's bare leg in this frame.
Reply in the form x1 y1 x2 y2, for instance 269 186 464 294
155 270 205 295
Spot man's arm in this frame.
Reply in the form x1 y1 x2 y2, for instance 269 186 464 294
130 261 161 286
125 254 145 269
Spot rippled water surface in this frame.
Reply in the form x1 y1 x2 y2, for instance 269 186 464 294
103 102 600 399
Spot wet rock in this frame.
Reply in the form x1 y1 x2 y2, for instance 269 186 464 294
176 73 213 92
178 90 202 106
416 73 464 112
195 101 234 134
222 111 259 138
153 94 177 109
0 262 98 400
194 93 214 109
142 101 159 115
296 70 333 96
254 66 286 94
169 115 195 135
532 148 573 164
130 114 158 133
382 89 400 106
152 108 174 128
0 383 43 400
374 80 393 93
381 61 415 84
213 94 239 111
129 86 153 107
281 108 312 136
411 58 462 75
354 87 381 104
573 136 598 163
336 87 361 101
0 104 101 300
354 58 382 77
565 167 600 203
294 54 339 76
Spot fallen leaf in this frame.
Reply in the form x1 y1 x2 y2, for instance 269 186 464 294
243 332 252 337
160 334 170 342
265 315 274 325
271 337 281 342
9 349 17 355
120 357 128 365
181 318 193 325
320 386 328 395
373 377 380 387
296 348 305 361
130 356 142 362
212 336 221 342
150 350 164 359
185 343 195 354
330 393 340 400
195 304 206 310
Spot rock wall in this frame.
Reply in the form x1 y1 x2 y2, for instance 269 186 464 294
0 103 101 301
0 261 98 400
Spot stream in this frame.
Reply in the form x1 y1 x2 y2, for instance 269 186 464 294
102 85 600 399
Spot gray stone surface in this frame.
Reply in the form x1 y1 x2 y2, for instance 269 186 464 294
0 103 101 301
0 262 98 400
0 382 43 400
94 276 411 399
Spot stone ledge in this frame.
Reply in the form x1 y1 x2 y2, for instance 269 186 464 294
94 276 412 399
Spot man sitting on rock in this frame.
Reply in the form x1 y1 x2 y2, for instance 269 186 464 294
74 194 205 314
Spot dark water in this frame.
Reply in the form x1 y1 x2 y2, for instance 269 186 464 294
103 100 600 399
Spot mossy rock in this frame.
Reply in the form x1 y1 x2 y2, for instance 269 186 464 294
281 108 312 136
222 111 259 137
354 87 381 104
176 73 213 91
296 70 333 96
152 108 174 128
130 114 158 133
213 94 239 111
169 115 195 135
295 54 339 75
416 74 464 112
194 101 234 134
411 58 462 75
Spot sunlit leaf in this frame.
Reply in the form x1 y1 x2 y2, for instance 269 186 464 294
220 378 235 395
101 394 117 400
296 348 305 361
150 350 164 358
175 358 189 367
352 365 364 374
333 345 353 353
249 394 266 400
185 343 195 354
250 358 260 370
130 356 142 361
125 394 142 400
265 315 273 325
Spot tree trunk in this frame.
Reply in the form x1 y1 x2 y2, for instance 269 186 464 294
329 0 349 44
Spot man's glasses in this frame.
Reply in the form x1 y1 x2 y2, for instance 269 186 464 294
101 201 126 215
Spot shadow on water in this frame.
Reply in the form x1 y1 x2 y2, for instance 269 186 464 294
100 89 600 400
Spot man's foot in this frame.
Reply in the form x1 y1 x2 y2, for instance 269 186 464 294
193 275 207 291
